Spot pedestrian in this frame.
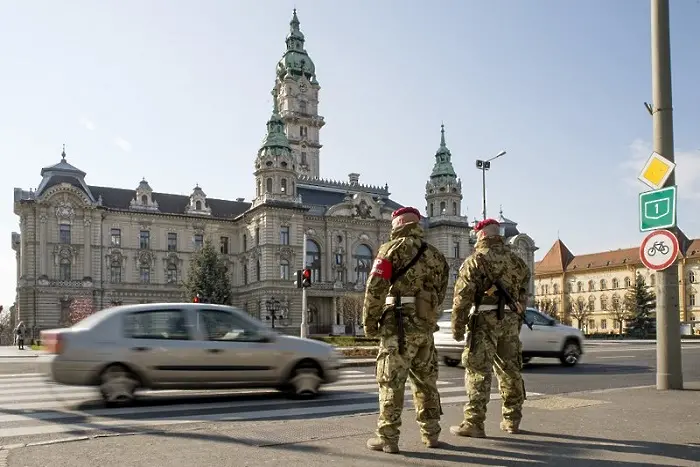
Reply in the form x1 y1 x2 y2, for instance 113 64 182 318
362 206 450 454
450 218 531 438
15 321 25 350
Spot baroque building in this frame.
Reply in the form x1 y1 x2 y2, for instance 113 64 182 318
11 10 538 339
534 235 700 334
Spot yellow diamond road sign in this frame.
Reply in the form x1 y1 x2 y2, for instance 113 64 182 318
638 152 676 190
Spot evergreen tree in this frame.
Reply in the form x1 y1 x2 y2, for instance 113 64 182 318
183 240 233 305
623 273 656 338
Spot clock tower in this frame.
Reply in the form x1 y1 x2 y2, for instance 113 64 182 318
273 9 325 179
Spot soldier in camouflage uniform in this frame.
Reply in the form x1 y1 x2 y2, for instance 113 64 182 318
450 218 531 438
362 206 450 454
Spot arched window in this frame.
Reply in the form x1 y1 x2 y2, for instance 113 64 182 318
577 281 583 293
305 239 322 282
280 259 290 280
689 271 696 283
624 277 631 288
256 260 261 281
588 280 595 292
452 202 457 216
553 284 559 294
440 201 446 214
291 181 295 196
612 294 621 309
256 180 261 197
430 204 434 217
355 244 373 285
690 293 697 307
600 279 607 290
588 295 595 312
195 200 202 210
110 260 121 283
166 264 178 283
281 178 287 193
612 278 619 289
600 295 608 311
59 258 71 281
141 194 148 205
266 178 273 193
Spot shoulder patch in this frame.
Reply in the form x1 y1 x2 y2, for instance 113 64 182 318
370 257 392 281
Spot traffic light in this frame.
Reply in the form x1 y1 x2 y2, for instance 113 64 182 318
301 268 312 288
294 270 303 288
193 294 201 303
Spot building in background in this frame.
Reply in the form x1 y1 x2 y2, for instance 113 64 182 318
11 10 538 339
534 234 700 333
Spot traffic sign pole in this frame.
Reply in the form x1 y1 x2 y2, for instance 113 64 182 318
300 232 309 339
650 0 683 390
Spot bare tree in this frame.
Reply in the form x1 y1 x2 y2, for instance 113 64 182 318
0 311 12 345
568 295 592 330
609 295 628 335
68 297 96 325
538 298 558 318
338 293 364 336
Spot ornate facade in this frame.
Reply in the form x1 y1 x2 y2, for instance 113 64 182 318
534 236 700 333
11 10 538 339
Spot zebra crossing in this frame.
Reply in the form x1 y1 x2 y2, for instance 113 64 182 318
0 369 542 440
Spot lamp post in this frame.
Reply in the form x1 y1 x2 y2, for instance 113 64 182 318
475 150 506 220
265 296 281 329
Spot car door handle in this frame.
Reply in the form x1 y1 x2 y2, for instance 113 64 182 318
206 348 223 354
131 346 151 352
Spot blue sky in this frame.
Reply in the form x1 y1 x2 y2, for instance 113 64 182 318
1 0 699 310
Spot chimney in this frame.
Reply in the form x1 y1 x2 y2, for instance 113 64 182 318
348 173 360 185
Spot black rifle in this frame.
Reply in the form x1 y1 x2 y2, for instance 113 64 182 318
492 278 533 330
379 242 428 355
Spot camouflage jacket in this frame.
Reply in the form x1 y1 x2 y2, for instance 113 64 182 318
451 236 531 336
362 223 450 336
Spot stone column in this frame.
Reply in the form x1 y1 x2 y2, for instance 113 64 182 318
39 214 47 276
83 216 92 278
325 228 332 283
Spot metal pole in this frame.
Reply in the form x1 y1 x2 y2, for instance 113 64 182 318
481 167 487 220
300 232 309 338
651 0 683 390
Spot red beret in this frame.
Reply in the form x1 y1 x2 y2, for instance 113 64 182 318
392 207 421 219
474 218 500 232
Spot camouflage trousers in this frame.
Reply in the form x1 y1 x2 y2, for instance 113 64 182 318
375 332 441 443
461 311 525 429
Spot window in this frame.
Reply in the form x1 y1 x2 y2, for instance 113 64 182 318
243 264 248 285
600 295 608 311
588 280 595 292
166 264 177 283
588 296 595 312
299 100 307 113
123 309 190 340
280 226 289 245
577 282 583 293
601 319 607 330
624 277 631 288
429 204 434 217
256 260 261 281
255 228 260 245
242 234 247 251
612 278 619 289
306 239 322 282
110 228 121 246
139 230 150 249
690 294 696 307
266 178 273 193
59 259 71 280
453 242 460 259
355 244 373 285
280 260 290 280
553 284 559 294
543 285 549 294
452 202 457 216
141 194 148 205
690 271 696 283
194 234 203 250
256 180 261 197
59 224 71 244
526 310 552 326
440 201 446 214
281 178 287 193
110 261 121 283
220 236 229 254
600 279 607 290
300 126 308 138
198 309 262 342
195 200 202 210
167 233 177 251
588 319 595 330
140 267 150 283
301 152 307 165
612 295 620 310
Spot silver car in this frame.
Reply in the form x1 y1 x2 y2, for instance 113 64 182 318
434 308 585 367
40 303 341 406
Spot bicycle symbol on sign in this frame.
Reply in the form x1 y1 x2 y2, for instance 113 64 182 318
647 240 670 257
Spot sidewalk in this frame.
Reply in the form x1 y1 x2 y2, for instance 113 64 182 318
3 383 699 466
0 346 45 358
585 339 700 345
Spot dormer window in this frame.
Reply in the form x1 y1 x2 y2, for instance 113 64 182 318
185 184 211 216
130 178 159 212
195 200 202 210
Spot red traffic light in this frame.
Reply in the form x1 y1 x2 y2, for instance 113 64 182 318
193 295 200 303
302 269 311 279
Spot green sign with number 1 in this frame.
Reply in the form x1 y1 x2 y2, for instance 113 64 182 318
639 186 677 232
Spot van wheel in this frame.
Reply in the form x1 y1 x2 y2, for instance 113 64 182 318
560 341 582 367
443 357 460 367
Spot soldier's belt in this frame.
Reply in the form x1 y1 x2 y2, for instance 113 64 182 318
473 304 498 312
385 297 416 305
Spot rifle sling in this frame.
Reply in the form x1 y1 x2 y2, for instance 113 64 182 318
378 241 428 323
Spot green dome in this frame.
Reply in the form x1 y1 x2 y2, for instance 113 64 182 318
276 10 317 82
430 124 457 179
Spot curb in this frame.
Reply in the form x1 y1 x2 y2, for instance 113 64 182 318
340 359 376 368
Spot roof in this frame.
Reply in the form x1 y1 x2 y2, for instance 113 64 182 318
535 232 700 276
297 186 402 214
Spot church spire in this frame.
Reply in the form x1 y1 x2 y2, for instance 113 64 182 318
425 123 463 218
430 124 457 179
277 9 317 83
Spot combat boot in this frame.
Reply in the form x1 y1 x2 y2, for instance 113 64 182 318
449 423 486 438
422 436 440 448
500 420 520 434
366 437 399 454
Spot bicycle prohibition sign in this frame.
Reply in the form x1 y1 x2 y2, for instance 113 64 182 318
640 229 679 272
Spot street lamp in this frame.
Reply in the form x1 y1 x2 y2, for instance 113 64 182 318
475 150 506 220
265 296 281 329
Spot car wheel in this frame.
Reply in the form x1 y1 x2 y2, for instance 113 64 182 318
559 340 582 367
99 364 140 407
443 356 460 367
286 360 323 399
